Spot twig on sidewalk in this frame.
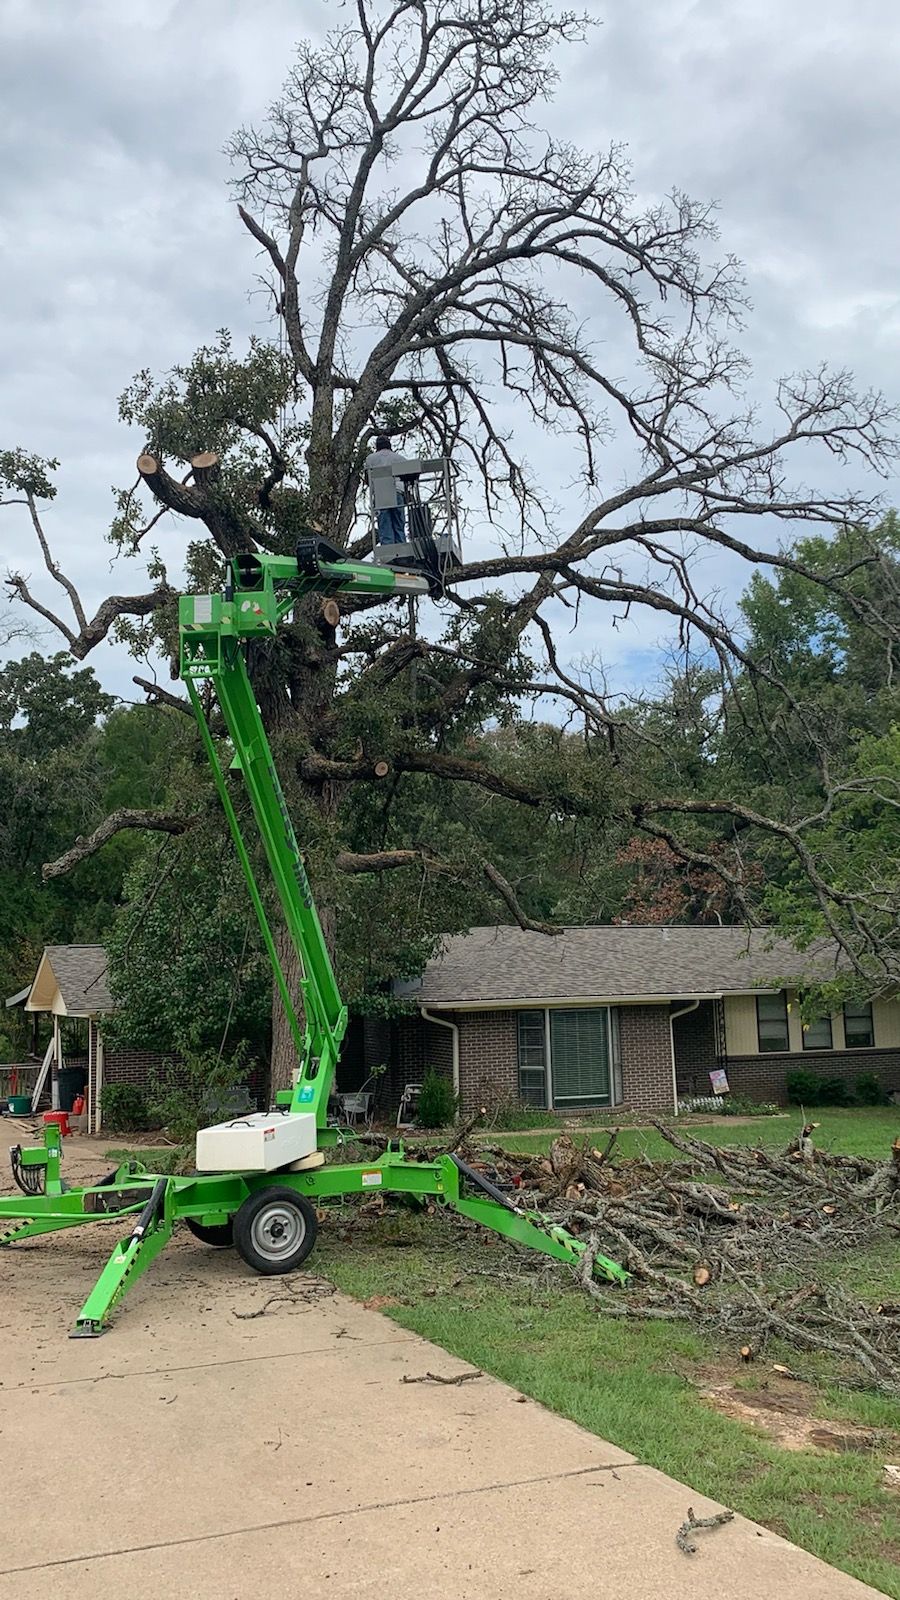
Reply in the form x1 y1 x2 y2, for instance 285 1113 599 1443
401 1370 483 1386
676 1506 735 1555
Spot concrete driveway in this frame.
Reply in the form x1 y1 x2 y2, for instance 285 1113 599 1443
0 1129 885 1599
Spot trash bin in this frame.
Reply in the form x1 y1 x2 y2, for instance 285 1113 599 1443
57 1065 87 1112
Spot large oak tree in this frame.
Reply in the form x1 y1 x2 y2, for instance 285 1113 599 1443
3 2 899 1079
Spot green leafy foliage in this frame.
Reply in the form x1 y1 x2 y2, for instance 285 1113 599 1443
786 1070 855 1108
100 1082 149 1133
416 1069 458 1129
855 1073 886 1107
0 447 58 501
103 806 272 1060
147 1045 253 1143
717 1095 780 1117
0 653 181 1020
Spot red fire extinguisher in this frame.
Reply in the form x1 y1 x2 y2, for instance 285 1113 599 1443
72 1093 85 1117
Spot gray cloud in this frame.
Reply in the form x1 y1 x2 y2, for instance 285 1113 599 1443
1 0 898 701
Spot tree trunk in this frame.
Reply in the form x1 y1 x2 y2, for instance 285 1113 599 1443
270 924 303 1096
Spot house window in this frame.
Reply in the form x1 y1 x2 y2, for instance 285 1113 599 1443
843 1001 875 1049
549 1008 611 1109
756 992 789 1053
517 1008 617 1109
802 1014 833 1051
517 1010 547 1106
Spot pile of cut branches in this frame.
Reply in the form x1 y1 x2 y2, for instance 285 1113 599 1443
465 1123 900 1395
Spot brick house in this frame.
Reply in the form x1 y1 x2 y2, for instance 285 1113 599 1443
374 925 900 1117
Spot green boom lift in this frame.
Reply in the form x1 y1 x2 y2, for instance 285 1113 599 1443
0 538 627 1335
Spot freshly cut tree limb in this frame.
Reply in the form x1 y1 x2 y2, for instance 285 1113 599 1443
136 452 254 556
137 454 207 518
300 748 564 808
42 809 197 880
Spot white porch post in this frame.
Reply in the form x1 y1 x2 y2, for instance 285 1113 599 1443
94 1030 104 1134
51 1014 62 1111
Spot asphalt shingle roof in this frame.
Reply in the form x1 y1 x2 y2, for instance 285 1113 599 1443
42 945 113 1015
408 925 844 1007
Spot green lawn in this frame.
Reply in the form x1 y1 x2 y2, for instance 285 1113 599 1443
483 1105 900 1164
111 1108 900 1591
318 1106 900 1597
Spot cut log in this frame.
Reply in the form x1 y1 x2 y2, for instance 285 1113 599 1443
373 760 390 779
693 1262 712 1287
190 451 221 488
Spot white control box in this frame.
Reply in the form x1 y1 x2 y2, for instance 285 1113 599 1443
195 1111 317 1173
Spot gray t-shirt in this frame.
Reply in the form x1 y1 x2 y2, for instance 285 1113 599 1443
365 448 410 476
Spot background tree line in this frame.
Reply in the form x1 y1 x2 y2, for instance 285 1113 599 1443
1 508 896 1071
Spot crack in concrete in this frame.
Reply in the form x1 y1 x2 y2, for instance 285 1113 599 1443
0 1464 635 1577
4 1333 416 1390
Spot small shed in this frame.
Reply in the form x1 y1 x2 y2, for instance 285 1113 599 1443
24 945 113 1129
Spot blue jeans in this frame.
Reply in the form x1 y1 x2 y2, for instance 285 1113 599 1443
376 503 406 544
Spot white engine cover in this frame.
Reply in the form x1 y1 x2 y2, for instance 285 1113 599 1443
195 1111 317 1173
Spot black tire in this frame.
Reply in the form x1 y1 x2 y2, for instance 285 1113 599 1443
232 1187 318 1276
185 1217 234 1248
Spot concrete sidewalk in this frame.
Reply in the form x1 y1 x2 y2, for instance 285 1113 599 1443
0 1136 886 1598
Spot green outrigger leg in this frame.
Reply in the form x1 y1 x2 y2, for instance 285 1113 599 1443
0 542 627 1334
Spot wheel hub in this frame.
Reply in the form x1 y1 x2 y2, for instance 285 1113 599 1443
251 1203 305 1262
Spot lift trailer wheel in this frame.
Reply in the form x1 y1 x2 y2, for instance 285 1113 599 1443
233 1187 318 1276
185 1218 234 1248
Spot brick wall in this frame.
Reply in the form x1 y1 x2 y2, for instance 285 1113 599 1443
456 1011 518 1113
103 1048 176 1091
389 1014 456 1101
617 1005 675 1116
727 1049 900 1105
370 1005 677 1117
672 1001 718 1096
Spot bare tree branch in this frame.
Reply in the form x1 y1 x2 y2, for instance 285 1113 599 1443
42 809 196 880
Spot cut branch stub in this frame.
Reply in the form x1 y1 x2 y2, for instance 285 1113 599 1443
373 760 390 779
190 451 221 488
321 599 341 629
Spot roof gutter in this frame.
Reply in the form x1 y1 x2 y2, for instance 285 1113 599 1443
669 998 701 1117
413 991 727 1012
420 1007 460 1098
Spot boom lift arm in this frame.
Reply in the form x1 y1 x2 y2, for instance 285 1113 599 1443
0 538 627 1335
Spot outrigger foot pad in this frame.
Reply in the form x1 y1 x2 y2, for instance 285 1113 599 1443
70 1320 105 1339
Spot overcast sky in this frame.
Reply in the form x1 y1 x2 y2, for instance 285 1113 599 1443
1 0 898 702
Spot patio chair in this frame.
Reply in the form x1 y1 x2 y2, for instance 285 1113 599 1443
339 1090 373 1125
